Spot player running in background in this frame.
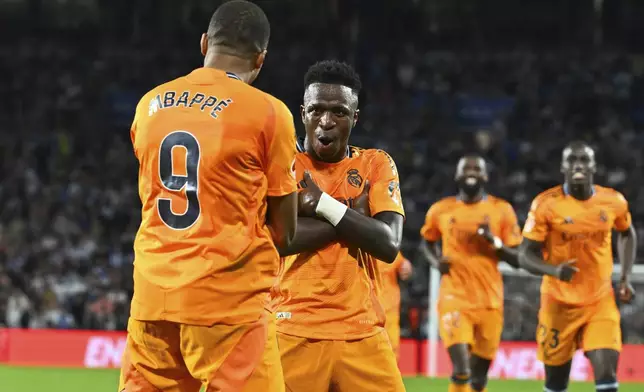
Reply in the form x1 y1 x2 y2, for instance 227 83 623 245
420 155 522 392
380 252 414 359
519 141 637 392
273 60 406 391
120 2 298 391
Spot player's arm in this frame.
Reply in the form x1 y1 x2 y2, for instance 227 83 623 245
477 203 522 268
265 101 299 251
418 202 449 273
518 200 576 281
613 192 637 301
335 209 403 263
277 217 337 256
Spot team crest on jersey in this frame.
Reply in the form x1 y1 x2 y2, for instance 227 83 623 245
347 169 363 188
599 210 608 222
388 181 401 205
564 217 574 224
524 213 535 232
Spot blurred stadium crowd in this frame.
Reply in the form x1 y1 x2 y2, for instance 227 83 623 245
0 0 643 343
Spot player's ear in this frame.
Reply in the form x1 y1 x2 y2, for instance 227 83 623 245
352 109 359 128
200 33 208 57
255 50 267 71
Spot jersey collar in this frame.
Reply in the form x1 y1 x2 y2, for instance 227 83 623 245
562 183 596 197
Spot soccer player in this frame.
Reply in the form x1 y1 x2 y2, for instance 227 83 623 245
273 60 406 391
519 141 637 392
420 155 522 392
380 252 414 359
119 2 298 391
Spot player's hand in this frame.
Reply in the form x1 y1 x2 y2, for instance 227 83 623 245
352 181 371 216
555 259 578 282
399 258 413 281
618 277 635 304
476 223 495 244
298 171 324 217
438 258 451 275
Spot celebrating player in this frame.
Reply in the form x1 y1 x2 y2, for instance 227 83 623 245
519 141 637 392
420 155 522 392
272 60 406 391
119 2 298 391
380 252 414 359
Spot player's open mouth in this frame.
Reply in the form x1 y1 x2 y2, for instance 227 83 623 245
465 176 478 185
317 136 334 146
572 172 585 180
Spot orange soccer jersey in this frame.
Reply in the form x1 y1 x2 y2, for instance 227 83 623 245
523 185 632 306
129 68 297 326
420 195 522 310
380 252 406 315
275 147 405 340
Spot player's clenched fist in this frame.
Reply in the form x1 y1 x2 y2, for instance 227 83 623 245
352 181 371 216
298 171 324 217
555 259 578 282
618 277 635 304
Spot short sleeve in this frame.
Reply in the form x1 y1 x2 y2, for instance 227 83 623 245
613 191 632 232
266 100 298 197
420 203 442 242
500 202 522 247
130 98 144 158
522 197 550 242
368 150 405 217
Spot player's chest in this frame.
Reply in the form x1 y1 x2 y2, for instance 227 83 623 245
295 160 368 202
438 205 503 236
549 202 615 235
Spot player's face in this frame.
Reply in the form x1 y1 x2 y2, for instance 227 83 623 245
561 146 596 185
301 83 359 162
455 157 488 196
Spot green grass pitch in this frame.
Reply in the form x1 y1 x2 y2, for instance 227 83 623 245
0 366 642 391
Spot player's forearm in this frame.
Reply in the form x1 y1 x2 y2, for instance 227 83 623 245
497 246 520 268
518 242 558 277
419 240 442 270
335 209 400 263
277 217 337 257
617 225 637 280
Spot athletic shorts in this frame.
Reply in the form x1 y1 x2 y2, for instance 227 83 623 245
277 329 405 392
537 294 621 366
118 315 267 392
438 305 503 360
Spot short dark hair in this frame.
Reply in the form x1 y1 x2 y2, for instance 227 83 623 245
207 0 270 57
304 60 362 94
565 140 592 150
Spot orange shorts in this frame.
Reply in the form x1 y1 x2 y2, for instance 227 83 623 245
385 309 401 359
537 294 621 366
277 330 405 392
242 315 284 392
118 316 267 392
438 305 503 360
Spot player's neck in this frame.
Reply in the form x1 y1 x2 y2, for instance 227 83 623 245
565 182 594 200
458 189 484 204
203 52 255 84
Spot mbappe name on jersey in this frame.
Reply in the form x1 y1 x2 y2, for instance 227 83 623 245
148 91 233 119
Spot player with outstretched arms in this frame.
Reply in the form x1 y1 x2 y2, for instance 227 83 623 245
119 2 298 391
519 141 637 392
380 252 414 359
420 155 522 392
271 60 407 391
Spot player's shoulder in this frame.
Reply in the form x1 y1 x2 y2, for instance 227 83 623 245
429 196 458 212
531 185 565 208
595 185 628 205
355 147 398 168
486 195 515 210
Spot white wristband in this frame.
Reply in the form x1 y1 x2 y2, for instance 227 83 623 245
492 236 503 250
315 192 347 226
